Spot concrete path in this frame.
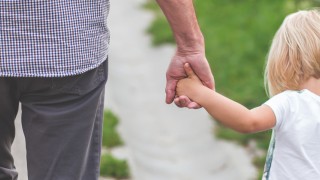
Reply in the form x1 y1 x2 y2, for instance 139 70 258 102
104 0 256 179
12 108 28 180
12 0 256 179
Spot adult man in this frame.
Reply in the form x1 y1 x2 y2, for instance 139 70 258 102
0 0 214 179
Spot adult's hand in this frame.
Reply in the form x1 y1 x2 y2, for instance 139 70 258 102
156 0 214 108
166 51 214 108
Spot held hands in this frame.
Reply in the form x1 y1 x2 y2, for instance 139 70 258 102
176 63 205 107
165 52 214 109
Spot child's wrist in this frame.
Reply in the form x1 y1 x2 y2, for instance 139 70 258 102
189 85 206 103
193 86 214 106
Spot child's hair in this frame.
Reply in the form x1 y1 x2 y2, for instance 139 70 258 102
265 9 320 96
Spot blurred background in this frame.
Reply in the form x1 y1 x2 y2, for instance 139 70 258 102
12 0 320 180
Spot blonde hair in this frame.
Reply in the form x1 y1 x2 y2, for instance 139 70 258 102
265 9 320 96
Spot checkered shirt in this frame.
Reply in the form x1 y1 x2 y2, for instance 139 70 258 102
0 0 110 77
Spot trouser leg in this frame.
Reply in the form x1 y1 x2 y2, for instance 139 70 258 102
20 61 108 180
0 78 20 180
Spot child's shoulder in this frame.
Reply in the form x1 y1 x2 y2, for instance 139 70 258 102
281 89 320 100
271 89 309 99
265 90 302 113
269 90 298 101
268 89 320 110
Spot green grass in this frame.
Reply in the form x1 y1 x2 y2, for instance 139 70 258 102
144 2 174 45
100 153 130 179
102 110 123 148
101 110 130 179
253 154 268 179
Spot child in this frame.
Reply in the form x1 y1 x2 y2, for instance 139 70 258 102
176 9 320 180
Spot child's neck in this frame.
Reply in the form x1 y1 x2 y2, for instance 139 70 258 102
300 77 320 96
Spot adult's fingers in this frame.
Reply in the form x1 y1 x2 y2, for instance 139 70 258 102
175 95 191 107
187 101 202 109
174 97 183 107
165 78 178 104
175 96 202 109
190 59 215 90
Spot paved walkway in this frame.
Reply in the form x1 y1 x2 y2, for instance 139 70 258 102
12 108 28 180
104 0 256 179
12 0 256 179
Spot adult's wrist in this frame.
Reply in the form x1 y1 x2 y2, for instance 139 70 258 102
175 32 205 55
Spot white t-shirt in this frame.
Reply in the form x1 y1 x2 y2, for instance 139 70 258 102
263 90 320 180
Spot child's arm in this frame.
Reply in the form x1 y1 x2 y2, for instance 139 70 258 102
176 63 276 133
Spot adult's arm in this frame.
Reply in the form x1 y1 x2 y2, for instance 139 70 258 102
156 0 214 108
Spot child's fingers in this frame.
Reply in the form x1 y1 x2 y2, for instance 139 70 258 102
184 63 196 78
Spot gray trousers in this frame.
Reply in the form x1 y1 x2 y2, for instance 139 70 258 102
0 60 108 180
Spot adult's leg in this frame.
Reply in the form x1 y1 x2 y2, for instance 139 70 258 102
20 61 108 180
0 78 20 180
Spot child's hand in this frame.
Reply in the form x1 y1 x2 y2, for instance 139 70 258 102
176 63 204 101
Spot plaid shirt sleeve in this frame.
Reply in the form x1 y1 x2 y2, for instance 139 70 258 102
0 0 110 77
